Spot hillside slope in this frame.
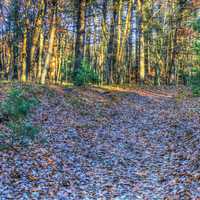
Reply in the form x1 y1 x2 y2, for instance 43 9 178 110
0 83 200 199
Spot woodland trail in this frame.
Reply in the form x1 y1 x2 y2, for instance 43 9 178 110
1 86 200 199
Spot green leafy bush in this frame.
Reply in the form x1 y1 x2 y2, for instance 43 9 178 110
190 67 200 97
0 87 39 150
1 88 38 120
8 121 39 146
73 60 99 86
179 69 190 85
190 17 200 96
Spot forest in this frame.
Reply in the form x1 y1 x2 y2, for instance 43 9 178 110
0 0 200 199
0 0 199 86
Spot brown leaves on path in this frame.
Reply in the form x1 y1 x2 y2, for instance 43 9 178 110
0 84 200 199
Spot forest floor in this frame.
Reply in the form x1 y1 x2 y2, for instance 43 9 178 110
0 83 200 199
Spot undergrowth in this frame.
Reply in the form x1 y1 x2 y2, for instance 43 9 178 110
0 87 39 150
73 60 100 86
190 68 200 97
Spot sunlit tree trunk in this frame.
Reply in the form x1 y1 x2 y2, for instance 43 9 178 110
56 35 64 83
99 0 108 83
137 0 145 84
41 3 57 84
21 19 28 82
37 29 44 80
115 0 122 83
118 0 133 83
127 1 135 83
30 0 45 79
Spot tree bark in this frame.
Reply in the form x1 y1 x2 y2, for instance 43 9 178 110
137 0 145 84
30 0 45 79
74 0 86 76
21 19 28 82
37 29 44 80
41 4 57 84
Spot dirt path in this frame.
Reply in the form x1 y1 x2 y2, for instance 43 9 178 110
1 86 200 199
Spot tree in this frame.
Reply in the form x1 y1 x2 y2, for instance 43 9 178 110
74 0 87 82
30 0 45 80
0 0 197 86
40 1 57 84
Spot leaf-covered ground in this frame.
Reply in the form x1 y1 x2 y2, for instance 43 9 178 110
0 84 200 199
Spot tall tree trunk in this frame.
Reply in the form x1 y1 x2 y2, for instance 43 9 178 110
101 0 108 83
11 0 21 80
41 3 57 84
30 0 45 79
115 0 122 83
106 0 117 84
127 1 135 83
37 29 44 80
21 19 28 82
118 0 133 83
169 28 178 84
137 0 145 84
74 0 86 76
85 5 92 62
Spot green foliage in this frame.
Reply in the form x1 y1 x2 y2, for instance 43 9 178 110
1 88 38 120
8 121 39 146
193 39 200 55
193 36 200 64
190 17 200 96
189 67 200 97
192 18 200 33
73 60 100 86
0 87 39 150
179 68 190 85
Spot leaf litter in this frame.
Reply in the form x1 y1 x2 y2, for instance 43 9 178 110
0 85 200 199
